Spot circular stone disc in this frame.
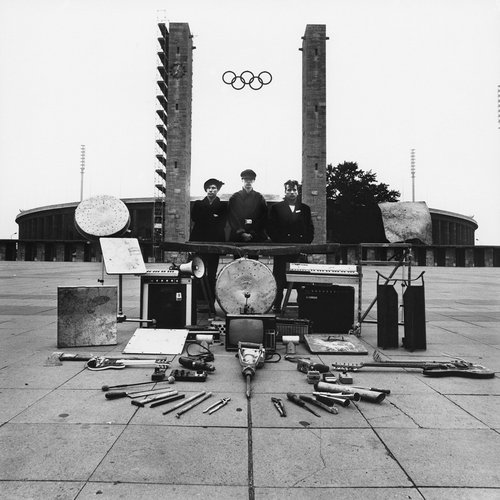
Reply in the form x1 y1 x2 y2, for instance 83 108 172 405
74 195 130 239
215 258 277 314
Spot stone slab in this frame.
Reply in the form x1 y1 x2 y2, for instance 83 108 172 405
447 395 500 429
90 426 248 485
0 481 85 499
10 388 137 425
377 428 500 487
0 388 51 424
256 487 425 499
0 423 123 481
419 488 500 499
252 428 411 487
78 483 248 499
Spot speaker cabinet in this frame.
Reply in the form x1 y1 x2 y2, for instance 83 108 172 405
297 285 354 333
140 276 196 328
376 283 399 348
402 285 426 351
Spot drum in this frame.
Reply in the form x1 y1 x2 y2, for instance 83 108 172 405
75 195 130 239
215 258 277 314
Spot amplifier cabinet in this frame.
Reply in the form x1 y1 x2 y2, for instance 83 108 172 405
376 283 399 349
140 276 196 328
402 285 426 351
297 285 354 334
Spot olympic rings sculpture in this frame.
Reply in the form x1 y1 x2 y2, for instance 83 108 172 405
222 70 273 90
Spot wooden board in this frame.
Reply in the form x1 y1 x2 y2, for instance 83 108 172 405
100 237 146 275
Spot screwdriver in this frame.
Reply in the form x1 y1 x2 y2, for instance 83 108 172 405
286 392 321 417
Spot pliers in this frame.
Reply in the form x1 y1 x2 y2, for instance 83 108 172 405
271 397 287 417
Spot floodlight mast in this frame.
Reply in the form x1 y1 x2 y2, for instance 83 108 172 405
410 148 416 202
80 144 86 202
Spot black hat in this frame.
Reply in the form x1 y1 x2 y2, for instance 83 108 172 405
240 169 256 180
203 178 224 190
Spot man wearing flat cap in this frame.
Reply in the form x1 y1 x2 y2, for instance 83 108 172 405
190 178 227 304
228 169 269 243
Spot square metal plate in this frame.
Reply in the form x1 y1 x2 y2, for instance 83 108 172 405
123 328 188 355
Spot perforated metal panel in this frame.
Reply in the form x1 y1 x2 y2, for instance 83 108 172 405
75 195 130 239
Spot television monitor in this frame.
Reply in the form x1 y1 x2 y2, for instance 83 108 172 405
225 314 276 351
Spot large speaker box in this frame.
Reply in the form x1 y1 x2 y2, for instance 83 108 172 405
376 283 399 348
402 285 426 351
140 275 196 328
297 285 354 333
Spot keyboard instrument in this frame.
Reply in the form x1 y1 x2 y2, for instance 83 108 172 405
286 263 359 285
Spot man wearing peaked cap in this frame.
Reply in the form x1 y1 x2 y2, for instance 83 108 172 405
228 169 268 243
190 178 227 306
239 169 256 180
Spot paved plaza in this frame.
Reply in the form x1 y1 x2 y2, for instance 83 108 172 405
0 261 499 499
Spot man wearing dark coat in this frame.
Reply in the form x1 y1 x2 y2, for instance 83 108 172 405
268 179 314 311
228 169 269 243
190 178 227 304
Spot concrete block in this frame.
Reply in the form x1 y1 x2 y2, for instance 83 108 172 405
57 286 117 347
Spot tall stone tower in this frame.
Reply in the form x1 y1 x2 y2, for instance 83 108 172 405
154 22 193 262
301 25 328 247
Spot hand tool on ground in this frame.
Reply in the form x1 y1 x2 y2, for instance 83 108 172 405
162 391 207 415
314 393 351 407
152 366 176 382
86 356 170 371
286 392 321 417
338 372 353 384
296 359 330 374
175 392 213 418
299 394 338 414
282 336 300 354
102 378 174 392
170 369 207 382
132 390 179 407
315 381 385 403
149 394 186 408
150 393 185 408
350 385 391 395
105 387 176 400
271 397 286 417
178 356 215 372
238 342 266 399
313 390 360 401
203 397 231 414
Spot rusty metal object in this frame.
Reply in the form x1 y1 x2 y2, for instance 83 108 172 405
215 257 276 314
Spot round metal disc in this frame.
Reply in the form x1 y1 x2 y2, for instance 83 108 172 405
215 258 277 314
74 195 130 239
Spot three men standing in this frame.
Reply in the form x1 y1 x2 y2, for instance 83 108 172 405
190 172 314 312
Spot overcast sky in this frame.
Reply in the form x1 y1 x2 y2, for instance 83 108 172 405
1 0 499 243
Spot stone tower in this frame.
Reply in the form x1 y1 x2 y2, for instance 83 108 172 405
156 23 193 262
301 24 328 246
